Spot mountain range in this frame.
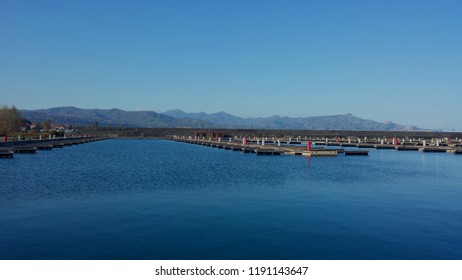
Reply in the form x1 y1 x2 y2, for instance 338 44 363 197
19 107 421 131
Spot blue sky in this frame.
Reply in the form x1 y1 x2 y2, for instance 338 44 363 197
1 0 461 130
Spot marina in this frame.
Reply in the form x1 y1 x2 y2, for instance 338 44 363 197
1 138 462 260
4 131 460 160
172 133 462 158
2 0 461 270
173 138 349 157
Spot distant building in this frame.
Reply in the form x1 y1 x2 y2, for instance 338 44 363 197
52 124 66 131
194 130 232 140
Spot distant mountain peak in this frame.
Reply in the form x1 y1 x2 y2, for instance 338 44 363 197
19 106 424 131
20 107 217 128
164 109 185 113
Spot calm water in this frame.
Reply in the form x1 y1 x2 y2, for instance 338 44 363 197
1 139 461 259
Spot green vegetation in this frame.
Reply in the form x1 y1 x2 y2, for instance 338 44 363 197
0 105 69 140
0 105 24 136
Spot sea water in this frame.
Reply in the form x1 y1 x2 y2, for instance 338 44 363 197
1 139 461 259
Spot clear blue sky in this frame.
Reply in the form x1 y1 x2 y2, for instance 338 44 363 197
1 0 461 131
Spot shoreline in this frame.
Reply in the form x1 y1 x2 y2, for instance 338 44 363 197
77 127 462 139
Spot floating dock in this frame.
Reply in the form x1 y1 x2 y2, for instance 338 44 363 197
344 150 369 156
419 147 447 153
172 139 360 158
13 147 37 154
256 149 282 156
375 145 396 149
171 134 462 158
303 150 337 157
0 137 108 159
36 145 53 150
0 151 13 158
396 146 420 151
273 136 462 156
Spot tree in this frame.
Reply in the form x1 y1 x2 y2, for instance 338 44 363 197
0 105 23 136
42 119 52 131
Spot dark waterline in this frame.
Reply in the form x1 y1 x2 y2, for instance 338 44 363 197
1 139 461 259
